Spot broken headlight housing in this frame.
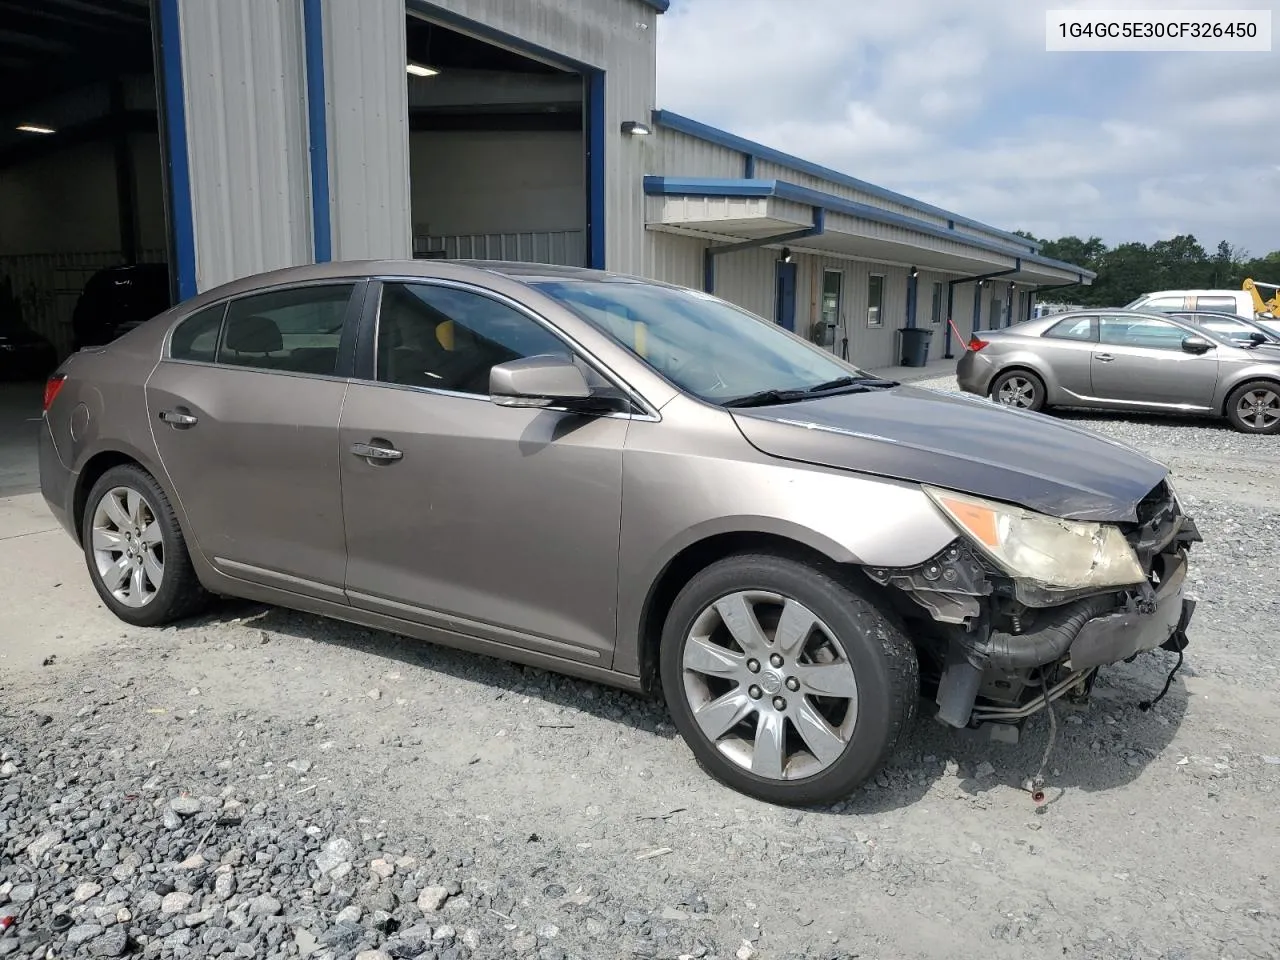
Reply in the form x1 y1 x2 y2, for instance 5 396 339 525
923 486 1146 591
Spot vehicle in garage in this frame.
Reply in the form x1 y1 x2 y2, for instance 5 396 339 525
959 308 1280 434
39 260 1199 806
70 263 172 350
0 313 58 381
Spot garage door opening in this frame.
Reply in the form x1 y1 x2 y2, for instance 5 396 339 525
0 0 170 377
405 14 592 268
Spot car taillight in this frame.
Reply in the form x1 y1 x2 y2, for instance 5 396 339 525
967 337 989 352
43 374 66 413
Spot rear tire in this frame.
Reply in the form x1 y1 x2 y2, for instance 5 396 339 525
82 464 212 627
1225 380 1280 434
659 553 918 807
990 370 1046 411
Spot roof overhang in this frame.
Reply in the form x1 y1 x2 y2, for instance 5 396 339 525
643 177 1094 287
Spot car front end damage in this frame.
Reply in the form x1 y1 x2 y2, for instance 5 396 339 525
867 477 1200 736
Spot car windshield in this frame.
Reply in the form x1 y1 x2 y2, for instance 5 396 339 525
529 278 882 404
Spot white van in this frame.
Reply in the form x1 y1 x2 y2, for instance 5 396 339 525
1125 289 1279 334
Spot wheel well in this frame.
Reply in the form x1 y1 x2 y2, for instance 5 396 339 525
635 532 838 696
990 365 1045 391
73 451 142 541
1223 378 1280 416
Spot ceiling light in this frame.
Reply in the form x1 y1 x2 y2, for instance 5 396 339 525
16 124 55 134
621 121 652 136
406 63 439 77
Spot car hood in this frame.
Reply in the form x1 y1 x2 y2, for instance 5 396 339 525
729 385 1169 523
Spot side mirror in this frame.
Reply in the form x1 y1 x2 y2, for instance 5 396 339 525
489 354 593 408
1181 335 1214 354
1249 332 1268 345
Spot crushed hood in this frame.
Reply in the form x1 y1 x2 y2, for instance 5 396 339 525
730 385 1169 523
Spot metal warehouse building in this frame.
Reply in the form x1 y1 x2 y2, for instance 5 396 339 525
0 0 1095 373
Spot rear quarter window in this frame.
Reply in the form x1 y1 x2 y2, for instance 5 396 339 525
169 303 227 362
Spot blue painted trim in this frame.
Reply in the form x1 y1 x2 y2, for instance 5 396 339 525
905 272 918 329
302 0 331 263
638 0 669 10
642 176 1096 279
156 0 196 300
743 154 755 178
587 70 606 269
651 109 1044 255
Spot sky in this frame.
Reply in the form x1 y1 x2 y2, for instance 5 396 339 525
655 0 1280 258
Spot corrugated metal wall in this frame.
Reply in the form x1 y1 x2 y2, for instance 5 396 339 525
178 0 313 292
322 0 413 261
411 0 657 273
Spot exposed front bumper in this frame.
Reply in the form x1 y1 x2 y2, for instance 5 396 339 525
1067 551 1192 670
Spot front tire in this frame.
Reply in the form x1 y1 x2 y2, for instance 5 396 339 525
82 464 211 627
1225 380 1280 434
990 370 1046 411
659 553 918 807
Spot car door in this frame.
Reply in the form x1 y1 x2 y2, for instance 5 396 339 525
1034 313 1097 400
146 281 364 601
337 278 629 665
1089 314 1219 409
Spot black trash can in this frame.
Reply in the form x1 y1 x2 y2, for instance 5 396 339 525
899 326 931 367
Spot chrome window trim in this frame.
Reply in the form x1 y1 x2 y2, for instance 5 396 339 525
363 274 662 422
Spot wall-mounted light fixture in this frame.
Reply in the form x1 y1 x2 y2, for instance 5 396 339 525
16 124 55 134
406 62 439 77
621 120 652 136
781 247 793 263
909 266 918 278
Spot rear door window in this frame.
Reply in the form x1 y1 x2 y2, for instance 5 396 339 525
215 284 356 375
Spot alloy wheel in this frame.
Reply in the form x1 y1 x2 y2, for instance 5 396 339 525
1237 388 1280 429
91 486 164 608
681 590 859 781
996 376 1037 408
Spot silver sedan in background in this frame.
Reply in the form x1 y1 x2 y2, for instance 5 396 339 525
957 308 1280 434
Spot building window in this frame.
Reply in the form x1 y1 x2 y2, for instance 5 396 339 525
930 281 943 324
867 274 884 327
821 270 842 327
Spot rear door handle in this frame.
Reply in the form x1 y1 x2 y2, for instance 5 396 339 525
158 409 198 426
350 441 402 462
1094 353 1114 362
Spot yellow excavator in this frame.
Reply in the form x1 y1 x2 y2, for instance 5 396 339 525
1244 278 1280 318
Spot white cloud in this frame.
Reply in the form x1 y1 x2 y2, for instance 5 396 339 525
656 0 1280 255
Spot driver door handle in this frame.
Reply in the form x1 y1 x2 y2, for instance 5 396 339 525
350 441 402 462
158 409 198 426
1095 353 1114 362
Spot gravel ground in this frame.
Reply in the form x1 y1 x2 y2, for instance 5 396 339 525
4 376 1280 960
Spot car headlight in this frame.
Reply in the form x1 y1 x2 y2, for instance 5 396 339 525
923 486 1146 590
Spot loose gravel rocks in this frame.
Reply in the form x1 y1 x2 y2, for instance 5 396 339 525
3 373 1280 958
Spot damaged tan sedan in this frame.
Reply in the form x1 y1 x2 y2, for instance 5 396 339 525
40 260 1199 806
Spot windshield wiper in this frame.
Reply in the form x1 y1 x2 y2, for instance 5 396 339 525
805 375 899 393
721 388 811 408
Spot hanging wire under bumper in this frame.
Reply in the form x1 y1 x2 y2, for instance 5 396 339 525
968 669 1093 724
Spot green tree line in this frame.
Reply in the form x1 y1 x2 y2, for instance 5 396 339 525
1012 231 1280 307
